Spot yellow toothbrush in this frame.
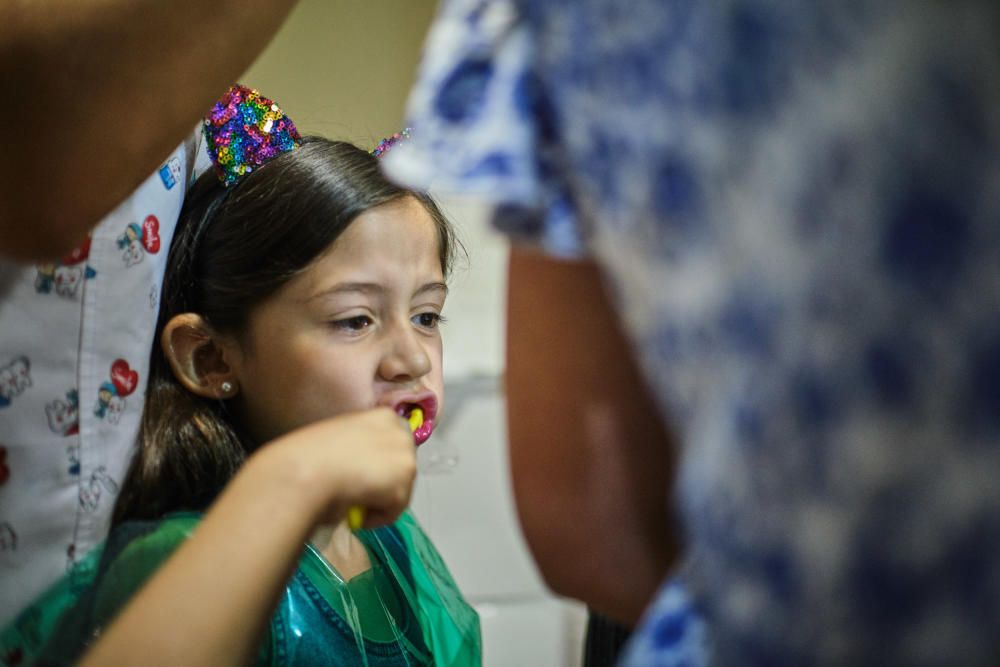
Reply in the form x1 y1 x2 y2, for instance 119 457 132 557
347 407 423 531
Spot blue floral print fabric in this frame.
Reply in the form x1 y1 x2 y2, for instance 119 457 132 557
383 1 1000 664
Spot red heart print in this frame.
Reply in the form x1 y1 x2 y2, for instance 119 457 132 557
110 359 139 397
141 215 161 254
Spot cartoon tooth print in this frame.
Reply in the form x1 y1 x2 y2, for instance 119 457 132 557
106 394 126 425
45 389 80 437
0 522 16 551
54 265 83 298
34 238 96 297
0 356 31 409
159 155 183 190
116 214 161 267
79 466 119 513
94 359 138 422
7 358 31 394
121 239 144 267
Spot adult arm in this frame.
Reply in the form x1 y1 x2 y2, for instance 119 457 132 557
0 0 298 261
79 409 415 667
505 246 682 627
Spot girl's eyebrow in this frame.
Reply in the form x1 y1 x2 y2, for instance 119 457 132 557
309 281 449 301
311 282 383 300
415 282 449 298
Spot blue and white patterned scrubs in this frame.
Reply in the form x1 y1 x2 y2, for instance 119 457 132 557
385 0 1000 664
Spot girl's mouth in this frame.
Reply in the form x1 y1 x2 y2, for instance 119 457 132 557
395 399 436 446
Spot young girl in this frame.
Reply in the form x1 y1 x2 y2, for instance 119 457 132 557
1 86 480 666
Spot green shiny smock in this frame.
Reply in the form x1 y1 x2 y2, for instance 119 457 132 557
0 510 481 666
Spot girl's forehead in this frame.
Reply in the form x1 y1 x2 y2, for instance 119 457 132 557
293 200 445 296
324 199 440 265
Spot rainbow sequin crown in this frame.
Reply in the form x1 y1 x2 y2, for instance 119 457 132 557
204 84 301 186
371 127 412 159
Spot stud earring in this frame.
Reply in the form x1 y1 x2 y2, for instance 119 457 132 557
221 381 233 394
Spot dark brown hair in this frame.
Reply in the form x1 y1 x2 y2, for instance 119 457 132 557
112 137 459 525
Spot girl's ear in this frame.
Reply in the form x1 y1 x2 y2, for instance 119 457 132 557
161 313 241 400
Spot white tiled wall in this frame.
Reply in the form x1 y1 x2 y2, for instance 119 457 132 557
411 196 587 667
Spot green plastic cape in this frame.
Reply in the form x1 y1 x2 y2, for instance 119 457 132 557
0 510 481 666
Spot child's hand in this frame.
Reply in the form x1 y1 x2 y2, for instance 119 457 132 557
76 416 414 667
251 408 417 530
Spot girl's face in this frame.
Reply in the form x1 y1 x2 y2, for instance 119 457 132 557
228 196 446 447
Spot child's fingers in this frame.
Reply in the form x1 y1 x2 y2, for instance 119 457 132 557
346 410 423 529
308 408 416 525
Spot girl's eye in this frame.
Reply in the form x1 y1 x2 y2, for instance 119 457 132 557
413 312 445 329
331 315 373 332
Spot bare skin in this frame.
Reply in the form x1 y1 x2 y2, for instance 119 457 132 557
311 523 373 581
505 246 682 627
0 0 299 261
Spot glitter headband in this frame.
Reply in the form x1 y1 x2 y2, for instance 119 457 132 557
204 84 301 186
371 127 412 159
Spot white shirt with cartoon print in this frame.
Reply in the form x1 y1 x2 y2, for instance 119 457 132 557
0 128 211 624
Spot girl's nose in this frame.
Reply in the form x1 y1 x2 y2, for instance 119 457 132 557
378 325 432 382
